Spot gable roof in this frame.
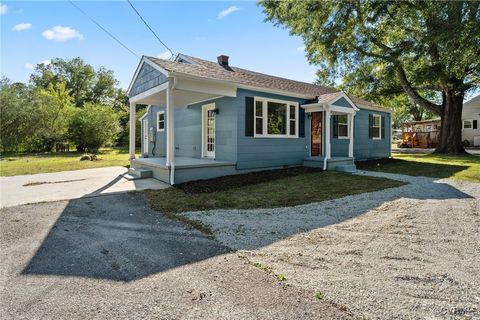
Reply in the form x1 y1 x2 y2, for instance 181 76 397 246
144 54 390 112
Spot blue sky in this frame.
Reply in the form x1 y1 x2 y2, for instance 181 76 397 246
1 1 316 89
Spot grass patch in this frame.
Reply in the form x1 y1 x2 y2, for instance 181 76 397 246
145 170 405 215
357 153 480 182
0 147 139 176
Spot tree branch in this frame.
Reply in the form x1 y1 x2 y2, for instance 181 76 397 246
396 66 442 115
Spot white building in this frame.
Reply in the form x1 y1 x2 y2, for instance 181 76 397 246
462 95 480 147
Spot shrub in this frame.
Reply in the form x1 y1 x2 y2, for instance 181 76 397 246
68 103 121 153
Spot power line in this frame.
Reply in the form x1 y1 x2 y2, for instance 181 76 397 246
126 0 174 59
69 1 140 59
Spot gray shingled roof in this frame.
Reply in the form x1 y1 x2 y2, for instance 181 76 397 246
145 54 389 112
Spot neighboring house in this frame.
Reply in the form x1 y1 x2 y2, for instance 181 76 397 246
127 54 392 184
403 119 441 133
462 95 480 147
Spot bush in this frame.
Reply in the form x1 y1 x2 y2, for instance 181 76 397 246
68 103 121 153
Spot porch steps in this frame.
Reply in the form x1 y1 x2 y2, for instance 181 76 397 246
123 168 153 180
335 164 357 173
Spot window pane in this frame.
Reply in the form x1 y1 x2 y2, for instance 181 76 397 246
267 102 287 135
339 124 348 137
338 114 348 124
256 118 263 135
464 121 472 128
159 121 164 130
373 127 380 138
290 105 296 119
255 101 263 117
290 120 296 135
159 113 165 121
373 115 380 126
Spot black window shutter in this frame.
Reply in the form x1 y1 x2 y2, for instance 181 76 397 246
245 97 254 137
473 120 478 129
333 115 339 138
299 108 305 137
381 115 386 139
368 114 373 139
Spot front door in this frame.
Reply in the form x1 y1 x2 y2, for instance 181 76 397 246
202 104 216 158
311 112 323 156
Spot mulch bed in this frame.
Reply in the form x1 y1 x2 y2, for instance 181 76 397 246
175 166 323 194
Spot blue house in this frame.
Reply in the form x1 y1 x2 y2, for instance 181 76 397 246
127 54 392 184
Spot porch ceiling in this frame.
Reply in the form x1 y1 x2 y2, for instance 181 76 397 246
130 76 237 107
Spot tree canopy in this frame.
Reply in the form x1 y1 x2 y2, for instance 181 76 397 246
262 0 480 154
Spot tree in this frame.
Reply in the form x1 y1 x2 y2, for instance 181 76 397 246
261 0 480 154
68 103 121 153
30 57 118 107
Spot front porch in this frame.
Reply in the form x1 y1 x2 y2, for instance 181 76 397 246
131 156 237 184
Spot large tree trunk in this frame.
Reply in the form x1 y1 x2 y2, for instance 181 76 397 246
434 89 467 155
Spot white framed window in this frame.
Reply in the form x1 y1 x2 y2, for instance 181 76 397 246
463 120 472 129
157 111 165 132
253 97 299 138
337 114 349 138
372 114 381 139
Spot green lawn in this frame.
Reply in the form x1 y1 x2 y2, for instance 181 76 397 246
145 171 404 216
0 147 138 176
357 153 480 182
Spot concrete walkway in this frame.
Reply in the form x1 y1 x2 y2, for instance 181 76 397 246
0 166 169 208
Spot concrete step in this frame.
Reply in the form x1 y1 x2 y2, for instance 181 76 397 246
125 168 153 180
335 164 357 173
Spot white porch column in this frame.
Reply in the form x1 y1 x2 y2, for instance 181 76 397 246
348 113 355 158
165 80 175 168
129 102 136 160
325 107 331 159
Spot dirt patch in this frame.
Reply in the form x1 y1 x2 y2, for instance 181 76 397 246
23 178 87 187
355 157 402 169
176 166 323 194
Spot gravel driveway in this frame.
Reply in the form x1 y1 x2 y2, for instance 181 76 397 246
0 193 349 319
183 171 480 319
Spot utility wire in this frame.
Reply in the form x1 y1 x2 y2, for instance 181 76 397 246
69 1 140 59
126 0 174 59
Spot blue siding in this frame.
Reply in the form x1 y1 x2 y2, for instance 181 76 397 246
129 63 167 97
354 109 391 160
139 88 391 168
332 97 354 108
236 89 310 170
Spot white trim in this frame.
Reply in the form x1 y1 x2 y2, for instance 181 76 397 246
175 54 199 65
187 95 223 106
142 118 149 156
201 103 216 158
372 114 382 140
324 106 331 170
157 111 165 132
357 104 393 114
129 81 169 103
389 113 392 157
129 102 136 160
348 113 354 158
253 96 299 138
127 57 170 95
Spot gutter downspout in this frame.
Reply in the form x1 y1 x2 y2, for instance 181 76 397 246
169 77 177 185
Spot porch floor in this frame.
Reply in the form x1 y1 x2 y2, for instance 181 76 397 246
132 156 236 169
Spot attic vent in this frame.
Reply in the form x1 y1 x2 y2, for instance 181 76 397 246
217 55 229 67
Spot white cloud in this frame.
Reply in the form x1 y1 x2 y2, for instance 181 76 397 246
40 59 51 66
12 23 32 32
157 51 172 60
42 26 84 42
217 6 240 19
24 63 34 70
0 4 7 15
